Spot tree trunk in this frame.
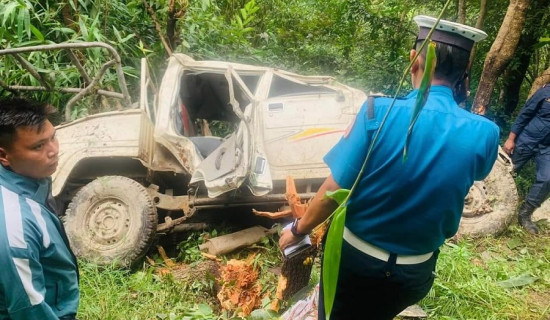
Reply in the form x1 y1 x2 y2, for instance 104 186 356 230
468 0 487 67
457 0 466 24
465 0 487 110
500 0 550 114
529 67 550 97
167 0 187 51
501 55 532 115
61 0 79 32
472 0 530 111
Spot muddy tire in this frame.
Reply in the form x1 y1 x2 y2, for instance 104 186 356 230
457 148 518 237
64 176 157 267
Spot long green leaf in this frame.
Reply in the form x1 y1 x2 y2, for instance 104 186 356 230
322 189 349 319
403 40 437 161
497 274 538 288
29 24 43 41
1 2 19 26
23 6 30 40
17 7 25 42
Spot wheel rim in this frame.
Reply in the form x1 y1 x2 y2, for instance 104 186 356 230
84 197 132 251
463 181 492 218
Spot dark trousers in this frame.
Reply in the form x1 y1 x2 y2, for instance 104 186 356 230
512 145 550 207
318 241 438 320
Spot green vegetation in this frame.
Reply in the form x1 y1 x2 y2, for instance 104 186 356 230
1 0 548 123
423 227 550 320
1 1 549 319
79 225 549 320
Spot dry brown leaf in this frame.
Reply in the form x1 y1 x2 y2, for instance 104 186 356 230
156 267 172 277
145 256 156 266
201 252 222 261
252 208 292 219
157 245 175 267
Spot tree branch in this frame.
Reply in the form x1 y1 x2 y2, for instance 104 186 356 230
142 0 173 56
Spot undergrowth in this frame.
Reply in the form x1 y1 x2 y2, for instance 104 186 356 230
79 224 549 320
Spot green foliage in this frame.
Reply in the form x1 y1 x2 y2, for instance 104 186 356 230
181 0 262 61
3 0 544 129
177 232 209 263
514 162 536 200
321 189 349 319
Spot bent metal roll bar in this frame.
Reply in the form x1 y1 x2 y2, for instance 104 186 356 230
0 42 132 121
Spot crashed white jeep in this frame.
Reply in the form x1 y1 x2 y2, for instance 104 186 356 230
0 42 527 267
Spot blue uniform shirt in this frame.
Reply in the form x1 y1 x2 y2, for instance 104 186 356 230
324 86 499 255
510 84 550 149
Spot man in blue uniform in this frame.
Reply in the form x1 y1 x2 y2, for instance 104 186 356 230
503 84 550 234
0 98 79 319
280 16 499 319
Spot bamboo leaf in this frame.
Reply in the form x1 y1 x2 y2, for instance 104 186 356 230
23 6 30 39
324 189 350 205
51 27 76 35
17 8 24 42
322 189 349 319
78 16 88 40
497 274 538 288
113 26 122 41
1 2 19 26
29 24 42 41
235 15 243 28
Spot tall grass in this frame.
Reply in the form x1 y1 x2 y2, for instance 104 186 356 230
422 226 550 320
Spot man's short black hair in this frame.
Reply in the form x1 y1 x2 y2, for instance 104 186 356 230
0 98 57 148
415 41 470 87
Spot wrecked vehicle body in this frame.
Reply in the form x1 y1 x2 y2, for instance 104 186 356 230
0 42 530 267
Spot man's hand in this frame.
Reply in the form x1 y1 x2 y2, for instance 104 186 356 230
503 138 515 155
503 132 517 156
278 175 340 251
278 228 302 250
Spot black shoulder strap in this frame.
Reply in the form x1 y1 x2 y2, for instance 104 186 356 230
365 96 380 133
367 96 375 120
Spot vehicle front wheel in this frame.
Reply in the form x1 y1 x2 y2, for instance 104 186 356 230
64 176 157 267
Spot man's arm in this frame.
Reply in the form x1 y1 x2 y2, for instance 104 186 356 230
1 212 59 319
279 175 340 249
2 256 59 320
509 87 548 139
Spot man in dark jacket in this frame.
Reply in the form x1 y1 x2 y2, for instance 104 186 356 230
0 98 79 319
503 83 550 234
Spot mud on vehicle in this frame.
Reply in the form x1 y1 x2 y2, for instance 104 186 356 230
0 42 526 267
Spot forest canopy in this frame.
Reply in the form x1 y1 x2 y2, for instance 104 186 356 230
0 0 548 127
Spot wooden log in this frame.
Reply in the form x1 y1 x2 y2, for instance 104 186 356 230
272 245 317 311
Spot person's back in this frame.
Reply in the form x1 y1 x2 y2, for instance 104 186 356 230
280 15 500 320
338 87 499 255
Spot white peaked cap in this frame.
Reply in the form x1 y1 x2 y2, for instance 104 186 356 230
414 15 488 51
